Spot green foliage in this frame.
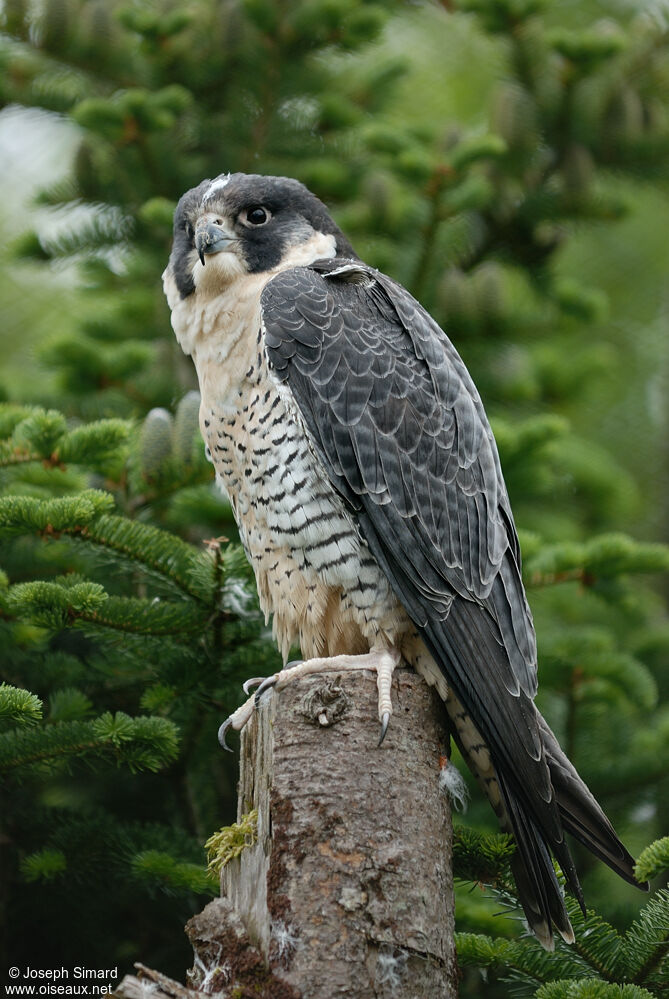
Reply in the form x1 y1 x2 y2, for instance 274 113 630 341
526 535 669 588
453 824 516 890
21 848 68 882
536 983 656 999
0 0 667 987
455 930 592 985
635 839 669 884
131 850 218 898
0 405 130 476
0 399 270 970
0 711 179 776
0 683 43 725
456 853 669 996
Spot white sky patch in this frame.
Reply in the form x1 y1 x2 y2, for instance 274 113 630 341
0 105 129 275
204 175 232 201
0 105 79 214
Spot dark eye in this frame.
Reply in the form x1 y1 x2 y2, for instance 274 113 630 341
245 206 270 226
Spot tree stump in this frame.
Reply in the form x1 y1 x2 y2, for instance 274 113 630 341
187 667 457 998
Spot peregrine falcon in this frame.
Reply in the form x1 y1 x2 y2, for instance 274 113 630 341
163 172 645 949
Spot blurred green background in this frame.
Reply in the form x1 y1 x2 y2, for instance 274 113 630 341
0 0 668 995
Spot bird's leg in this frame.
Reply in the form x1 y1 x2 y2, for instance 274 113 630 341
219 646 401 750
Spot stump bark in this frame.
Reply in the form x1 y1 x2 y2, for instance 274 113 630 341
189 666 457 998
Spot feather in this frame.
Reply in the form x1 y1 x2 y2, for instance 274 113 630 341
260 256 645 947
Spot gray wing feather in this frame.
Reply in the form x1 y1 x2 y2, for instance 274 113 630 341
261 260 562 834
263 261 535 676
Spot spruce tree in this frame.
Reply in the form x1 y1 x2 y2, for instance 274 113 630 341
0 0 668 990
0 399 271 973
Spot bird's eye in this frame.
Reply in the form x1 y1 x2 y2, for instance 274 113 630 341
244 206 270 226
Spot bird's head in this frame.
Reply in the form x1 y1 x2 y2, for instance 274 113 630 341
163 173 357 304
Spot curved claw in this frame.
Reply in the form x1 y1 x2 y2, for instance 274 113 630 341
284 659 303 670
218 717 234 752
242 676 266 696
254 674 278 706
378 712 390 747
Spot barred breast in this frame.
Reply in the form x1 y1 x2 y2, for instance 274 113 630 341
201 345 411 662
166 263 453 695
164 260 406 661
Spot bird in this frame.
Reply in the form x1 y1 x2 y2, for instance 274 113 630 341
163 171 646 950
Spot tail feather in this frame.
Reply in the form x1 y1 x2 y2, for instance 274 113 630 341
493 718 649 949
538 716 649 891
444 687 646 951
498 769 575 949
447 700 578 950
406 587 647 947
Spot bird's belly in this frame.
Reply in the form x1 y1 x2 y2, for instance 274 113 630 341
201 382 410 660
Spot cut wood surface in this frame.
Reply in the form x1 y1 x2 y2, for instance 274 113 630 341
212 666 457 997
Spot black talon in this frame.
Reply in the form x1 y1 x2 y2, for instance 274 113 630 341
218 718 234 752
378 712 390 747
254 675 278 706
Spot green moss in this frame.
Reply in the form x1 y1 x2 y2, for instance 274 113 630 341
205 810 258 875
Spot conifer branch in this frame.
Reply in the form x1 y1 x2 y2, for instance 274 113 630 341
0 713 179 775
0 684 43 726
455 930 591 983
620 889 669 987
0 491 219 604
20 848 68 883
453 824 516 891
131 850 217 898
535 980 656 999
72 514 217 603
4 577 209 637
526 535 669 589
635 839 669 883
83 595 209 636
0 406 130 474
566 906 626 981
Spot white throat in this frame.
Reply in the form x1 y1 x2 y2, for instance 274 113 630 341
163 229 338 409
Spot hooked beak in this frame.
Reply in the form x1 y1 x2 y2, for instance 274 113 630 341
195 219 236 266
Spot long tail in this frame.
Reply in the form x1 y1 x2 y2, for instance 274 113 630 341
538 715 646 890
446 696 647 949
